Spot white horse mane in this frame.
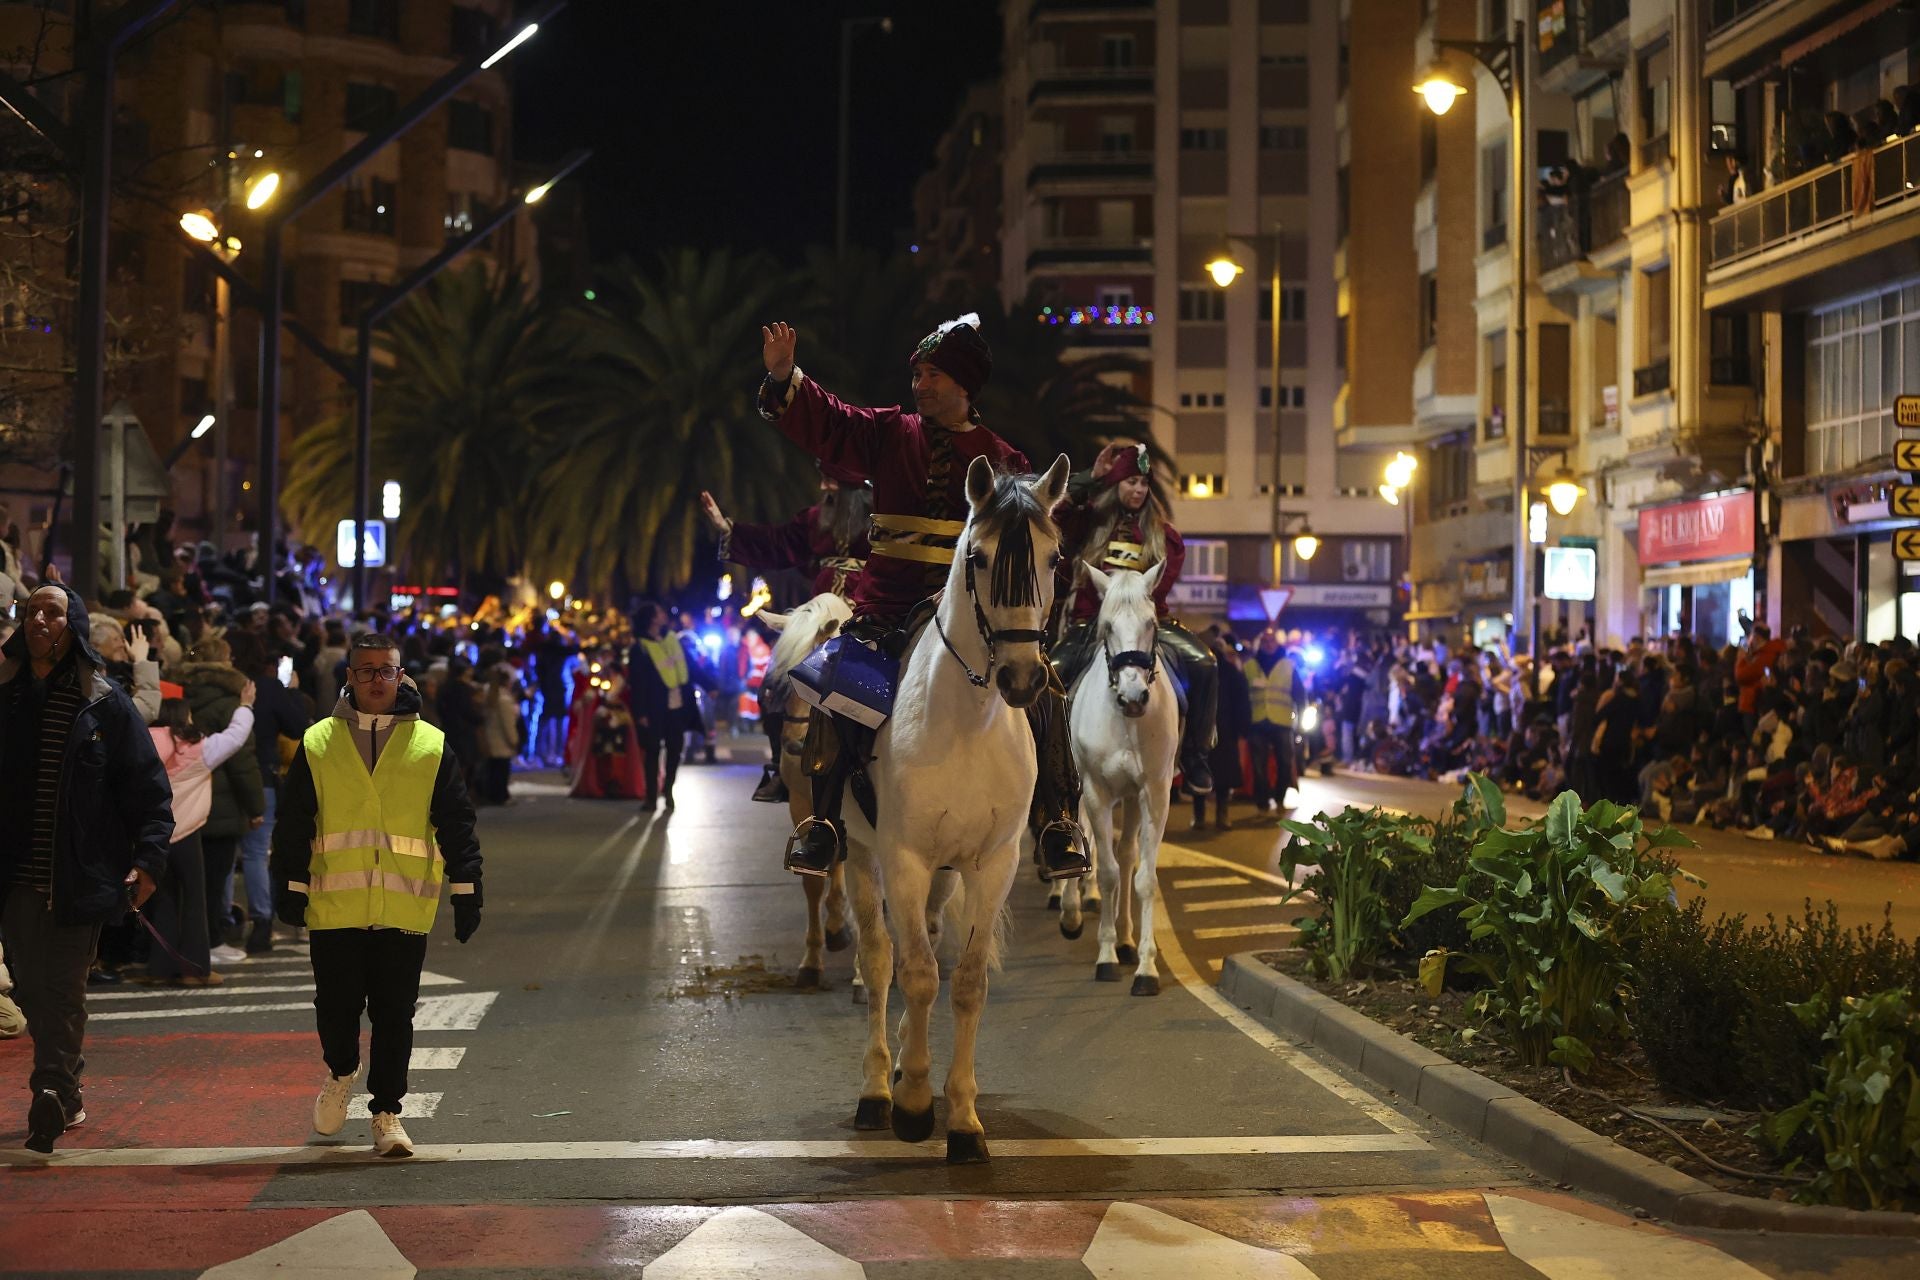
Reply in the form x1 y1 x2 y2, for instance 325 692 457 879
766 593 854 683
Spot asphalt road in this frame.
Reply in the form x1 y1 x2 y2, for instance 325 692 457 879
3 757 1918 1276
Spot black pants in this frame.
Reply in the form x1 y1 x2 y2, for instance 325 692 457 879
482 757 512 805
1248 724 1295 804
639 709 687 803
309 927 430 1116
1 888 103 1110
202 835 241 943
148 832 211 980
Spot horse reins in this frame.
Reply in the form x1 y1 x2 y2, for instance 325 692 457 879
936 541 1049 689
1104 630 1160 690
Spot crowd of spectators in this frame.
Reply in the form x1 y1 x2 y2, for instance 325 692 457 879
1292 621 1920 862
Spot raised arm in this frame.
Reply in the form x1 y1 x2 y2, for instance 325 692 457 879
756 322 889 477
703 491 816 572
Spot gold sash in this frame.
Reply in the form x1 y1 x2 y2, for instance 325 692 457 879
1103 539 1147 570
869 513 965 565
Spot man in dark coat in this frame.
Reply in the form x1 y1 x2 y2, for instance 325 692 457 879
0 584 174 1152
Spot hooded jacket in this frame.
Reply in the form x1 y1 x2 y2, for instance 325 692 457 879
175 659 266 839
0 585 175 924
269 675 482 912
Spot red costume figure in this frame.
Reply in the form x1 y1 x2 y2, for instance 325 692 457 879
569 673 645 800
707 464 873 601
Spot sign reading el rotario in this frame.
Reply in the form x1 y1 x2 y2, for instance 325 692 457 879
1636 490 1755 566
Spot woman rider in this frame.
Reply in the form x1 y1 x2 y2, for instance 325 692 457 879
1052 441 1218 794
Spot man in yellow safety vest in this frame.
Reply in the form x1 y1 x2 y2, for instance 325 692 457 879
270 632 482 1158
1244 629 1305 811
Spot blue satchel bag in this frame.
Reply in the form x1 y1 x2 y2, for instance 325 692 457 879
790 634 899 730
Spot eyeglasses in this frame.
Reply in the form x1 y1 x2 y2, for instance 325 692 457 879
350 664 402 684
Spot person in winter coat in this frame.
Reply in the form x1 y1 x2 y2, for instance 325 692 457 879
627 602 698 812
479 664 522 805
0 584 174 1152
144 692 256 985
1734 623 1786 723
231 634 312 954
436 658 485 800
1593 670 1643 806
270 632 482 1159
177 636 265 955
1194 633 1252 831
87 617 162 724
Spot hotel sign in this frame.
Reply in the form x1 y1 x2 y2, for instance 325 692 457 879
1637 491 1754 566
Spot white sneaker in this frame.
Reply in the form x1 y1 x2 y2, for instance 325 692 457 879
371 1111 413 1158
1743 824 1775 841
312 1069 357 1136
209 944 248 965
1851 834 1905 861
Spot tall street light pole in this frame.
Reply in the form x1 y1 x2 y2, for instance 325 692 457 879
835 15 892 262
254 0 565 578
348 149 592 607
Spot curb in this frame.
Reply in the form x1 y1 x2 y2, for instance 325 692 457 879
1220 953 1920 1238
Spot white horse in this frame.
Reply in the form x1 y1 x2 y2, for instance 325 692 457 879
1057 565 1178 996
842 453 1070 1164
760 593 855 988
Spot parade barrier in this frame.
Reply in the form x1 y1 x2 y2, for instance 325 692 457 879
1219 953 1920 1237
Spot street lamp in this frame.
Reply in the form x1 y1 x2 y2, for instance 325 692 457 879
1204 255 1244 288
1292 524 1320 562
243 170 280 210
1543 460 1586 517
1207 225 1290 584
179 210 219 242
1418 17 1533 656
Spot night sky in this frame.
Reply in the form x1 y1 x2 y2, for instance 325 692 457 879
513 1 1004 264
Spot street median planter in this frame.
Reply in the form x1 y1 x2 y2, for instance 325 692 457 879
1220 952 1920 1238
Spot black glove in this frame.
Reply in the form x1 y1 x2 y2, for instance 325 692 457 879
274 885 308 929
452 891 482 944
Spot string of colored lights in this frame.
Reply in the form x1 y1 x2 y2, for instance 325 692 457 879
1036 305 1154 327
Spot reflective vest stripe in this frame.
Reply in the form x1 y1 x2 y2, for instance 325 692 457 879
1248 658 1297 726
301 716 448 932
311 829 439 858
307 867 443 900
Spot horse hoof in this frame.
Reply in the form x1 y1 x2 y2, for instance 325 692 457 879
1131 974 1161 997
854 1096 893 1130
946 1130 991 1164
1046 892 1062 911
892 1105 937 1144
1095 963 1123 982
825 927 852 953
1060 920 1083 941
796 967 822 990
1116 944 1139 965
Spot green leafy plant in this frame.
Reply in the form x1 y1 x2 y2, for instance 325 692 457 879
1403 792 1693 1071
1385 774 1506 965
1764 988 1920 1212
1279 807 1435 982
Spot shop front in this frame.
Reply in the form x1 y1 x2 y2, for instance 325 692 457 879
1459 557 1511 650
1636 490 1756 648
1775 479 1920 643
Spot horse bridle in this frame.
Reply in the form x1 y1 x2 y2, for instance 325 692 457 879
935 541 1049 689
1103 620 1160 690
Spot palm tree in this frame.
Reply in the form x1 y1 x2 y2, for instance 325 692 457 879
282 264 568 587
530 248 819 597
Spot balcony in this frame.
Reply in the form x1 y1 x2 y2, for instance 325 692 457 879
1536 0 1630 93
1536 170 1631 286
1708 0 1776 32
1633 358 1671 397
1027 150 1153 189
1028 66 1154 106
1711 132 1920 270
1025 235 1153 271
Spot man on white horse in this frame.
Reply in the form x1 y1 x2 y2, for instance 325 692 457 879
700 465 871 803
1052 441 1219 795
755 316 1090 883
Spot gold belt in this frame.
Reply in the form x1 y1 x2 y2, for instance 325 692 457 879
1104 539 1147 570
868 513 965 566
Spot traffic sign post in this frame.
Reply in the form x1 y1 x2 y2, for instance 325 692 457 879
1258 587 1293 623
1897 394 1920 429
1895 528 1920 562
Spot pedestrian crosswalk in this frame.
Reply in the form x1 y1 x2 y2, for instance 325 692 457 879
1152 841 1303 980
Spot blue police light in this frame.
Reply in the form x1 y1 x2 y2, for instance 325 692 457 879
1302 643 1327 669
697 629 724 659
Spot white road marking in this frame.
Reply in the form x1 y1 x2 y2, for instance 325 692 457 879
1154 905 1420 1135
90 971 460 1003
644 1205 862 1279
1183 895 1290 913
199 1209 414 1280
1205 958 1223 973
1484 1193 1772 1278
413 992 497 1030
1085 1202 1316 1279
1193 922 1299 940
92 1001 313 1022
351 1092 442 1120
409 1047 467 1070
1172 874 1253 889
2 1133 1433 1169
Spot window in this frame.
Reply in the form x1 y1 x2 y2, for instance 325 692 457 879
1098 115 1135 153
1179 127 1228 151
344 82 397 131
1642 264 1671 365
1257 285 1308 321
339 278 386 320
1178 286 1226 322
1342 540 1393 583
1258 124 1306 150
449 101 494 155
226 65 300 123
347 0 399 41
1805 281 1920 476
445 192 478 238
1097 285 1134 309
1538 323 1571 436
1428 434 1472 515
451 5 498 58
1418 272 1438 348
283 70 302 123
1711 312 1752 386
1484 331 1507 440
1101 34 1135 67
1179 474 1226 498
1483 139 1508 249
1186 539 1229 581
1177 389 1226 408
1259 385 1307 408
342 175 396 235
1639 39 1671 163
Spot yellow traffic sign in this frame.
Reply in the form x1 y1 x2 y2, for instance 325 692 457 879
1897 528 1920 561
1899 395 1920 429
1899 439 1920 473
1896 486 1920 518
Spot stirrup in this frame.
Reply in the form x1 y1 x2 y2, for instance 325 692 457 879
1036 819 1091 882
784 816 841 879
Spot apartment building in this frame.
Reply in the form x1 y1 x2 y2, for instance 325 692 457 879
990 0 1409 635
913 82 1004 305
0 0 532 548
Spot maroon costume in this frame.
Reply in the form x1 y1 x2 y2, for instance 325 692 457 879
723 503 871 600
